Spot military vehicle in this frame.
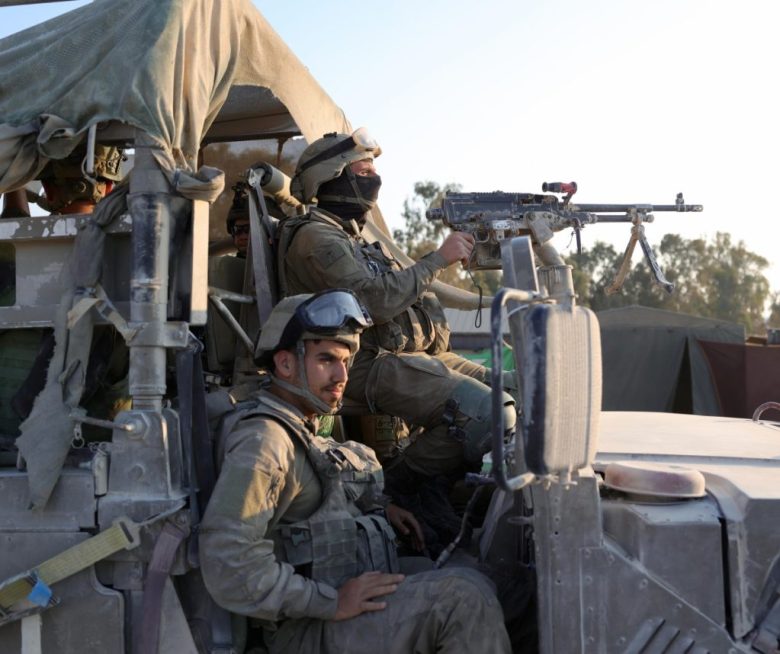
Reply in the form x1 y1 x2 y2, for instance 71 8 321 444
1 1 779 653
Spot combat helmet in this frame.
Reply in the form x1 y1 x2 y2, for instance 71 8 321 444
38 144 124 212
255 289 372 414
290 128 381 205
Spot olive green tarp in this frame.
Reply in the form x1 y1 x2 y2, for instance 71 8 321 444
0 0 350 194
598 305 745 415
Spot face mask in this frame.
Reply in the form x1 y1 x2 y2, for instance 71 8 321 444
354 174 382 209
317 169 382 220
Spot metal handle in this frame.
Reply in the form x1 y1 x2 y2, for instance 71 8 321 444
491 287 538 491
752 402 780 422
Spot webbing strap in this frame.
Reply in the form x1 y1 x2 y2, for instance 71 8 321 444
138 521 188 654
0 517 140 613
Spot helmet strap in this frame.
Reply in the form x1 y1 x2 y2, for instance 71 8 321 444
271 341 340 415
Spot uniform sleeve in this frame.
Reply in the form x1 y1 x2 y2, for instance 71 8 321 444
286 222 448 324
199 419 338 621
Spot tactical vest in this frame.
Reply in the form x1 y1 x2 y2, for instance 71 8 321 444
217 393 399 588
277 210 450 355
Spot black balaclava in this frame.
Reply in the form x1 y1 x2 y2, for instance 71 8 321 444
317 167 381 225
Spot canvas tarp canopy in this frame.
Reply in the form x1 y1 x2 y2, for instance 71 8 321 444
0 0 351 196
598 305 745 415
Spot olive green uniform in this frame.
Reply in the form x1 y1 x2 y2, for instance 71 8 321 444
199 389 511 654
277 209 516 475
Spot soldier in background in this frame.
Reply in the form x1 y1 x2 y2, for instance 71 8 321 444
225 182 251 258
200 289 511 654
225 179 288 259
36 144 123 215
2 144 127 434
1 144 123 220
275 130 517 548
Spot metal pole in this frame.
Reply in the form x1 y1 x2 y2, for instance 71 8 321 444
128 131 171 411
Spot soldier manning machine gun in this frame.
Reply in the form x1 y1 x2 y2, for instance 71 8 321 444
427 182 703 295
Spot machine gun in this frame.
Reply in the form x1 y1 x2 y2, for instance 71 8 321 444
426 182 702 294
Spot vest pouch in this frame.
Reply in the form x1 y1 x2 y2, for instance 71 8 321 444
373 320 408 353
278 512 359 587
399 306 435 353
355 515 400 575
278 524 314 567
308 515 359 587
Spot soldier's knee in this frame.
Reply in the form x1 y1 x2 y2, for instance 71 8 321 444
446 378 516 466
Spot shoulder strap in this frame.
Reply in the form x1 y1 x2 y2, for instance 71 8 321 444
276 210 355 298
275 216 308 298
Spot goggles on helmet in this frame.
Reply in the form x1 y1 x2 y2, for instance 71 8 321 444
298 128 382 174
278 289 372 350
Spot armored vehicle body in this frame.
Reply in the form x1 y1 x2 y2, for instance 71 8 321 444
0 2 779 653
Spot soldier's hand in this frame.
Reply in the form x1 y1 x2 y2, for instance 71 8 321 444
386 503 425 552
334 571 405 621
436 232 475 267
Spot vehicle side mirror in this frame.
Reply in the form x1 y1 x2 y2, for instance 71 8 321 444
517 302 601 476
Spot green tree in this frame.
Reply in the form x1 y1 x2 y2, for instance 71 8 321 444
567 232 772 334
393 181 501 294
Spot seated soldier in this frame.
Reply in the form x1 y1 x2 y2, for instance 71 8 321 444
225 179 287 259
226 182 251 258
276 130 517 547
1 144 122 219
200 289 511 654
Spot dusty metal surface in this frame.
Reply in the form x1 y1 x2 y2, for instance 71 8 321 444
0 534 124 652
0 469 95 531
597 411 780 498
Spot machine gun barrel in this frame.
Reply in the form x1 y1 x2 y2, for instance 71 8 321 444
573 202 703 213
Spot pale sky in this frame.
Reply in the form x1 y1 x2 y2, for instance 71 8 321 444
3 0 780 293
